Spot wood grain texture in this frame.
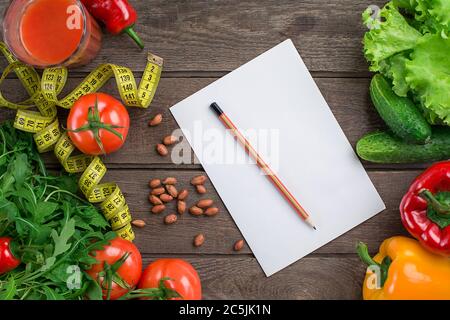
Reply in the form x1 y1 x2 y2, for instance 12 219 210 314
0 0 424 300
0 76 388 167
0 0 385 73
103 169 415 255
141 255 366 299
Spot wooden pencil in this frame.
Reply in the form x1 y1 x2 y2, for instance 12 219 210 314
210 102 316 230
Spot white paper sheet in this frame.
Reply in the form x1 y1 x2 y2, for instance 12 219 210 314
170 39 385 276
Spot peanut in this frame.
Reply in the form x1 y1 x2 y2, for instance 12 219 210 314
234 239 245 251
132 220 146 228
178 189 189 200
189 206 204 216
164 214 178 225
151 204 166 214
194 234 205 247
151 187 165 196
149 179 161 188
197 199 213 208
177 200 186 214
191 175 207 186
156 144 168 156
163 135 178 146
196 185 207 194
163 177 177 185
160 193 174 203
166 185 178 198
149 194 163 205
205 207 219 217
149 114 162 126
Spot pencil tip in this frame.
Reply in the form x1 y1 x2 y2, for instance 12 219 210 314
305 217 316 230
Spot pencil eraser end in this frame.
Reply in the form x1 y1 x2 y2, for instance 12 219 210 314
210 102 223 116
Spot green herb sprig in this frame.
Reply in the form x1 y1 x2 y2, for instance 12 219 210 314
0 121 114 300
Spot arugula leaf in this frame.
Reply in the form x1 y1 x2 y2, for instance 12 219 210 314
29 226 53 246
42 286 65 300
0 198 18 222
0 122 112 300
34 201 58 223
41 218 76 271
15 217 45 239
44 262 72 284
53 174 79 194
76 206 109 230
84 275 104 301
0 277 16 300
12 153 31 188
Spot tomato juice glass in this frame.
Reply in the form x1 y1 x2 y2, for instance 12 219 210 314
3 0 102 68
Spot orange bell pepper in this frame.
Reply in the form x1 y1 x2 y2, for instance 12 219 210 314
357 236 450 300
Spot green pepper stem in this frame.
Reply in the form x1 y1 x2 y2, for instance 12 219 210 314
124 27 144 49
419 189 450 215
356 242 391 287
357 242 379 267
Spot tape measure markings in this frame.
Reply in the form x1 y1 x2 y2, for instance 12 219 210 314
0 42 164 241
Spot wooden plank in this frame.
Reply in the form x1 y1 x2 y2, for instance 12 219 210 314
102 169 416 255
0 76 388 167
0 0 384 73
141 255 365 300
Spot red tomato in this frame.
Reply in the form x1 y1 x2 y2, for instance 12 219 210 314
67 93 130 155
138 259 202 300
86 237 142 300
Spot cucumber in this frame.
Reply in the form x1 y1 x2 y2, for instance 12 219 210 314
357 128 450 163
370 74 431 144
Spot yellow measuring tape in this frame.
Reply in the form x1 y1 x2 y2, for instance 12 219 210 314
0 42 163 241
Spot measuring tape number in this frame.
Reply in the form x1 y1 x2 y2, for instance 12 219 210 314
0 42 163 241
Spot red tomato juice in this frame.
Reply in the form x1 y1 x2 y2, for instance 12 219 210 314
20 0 84 65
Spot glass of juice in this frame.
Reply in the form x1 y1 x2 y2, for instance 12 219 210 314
3 0 102 68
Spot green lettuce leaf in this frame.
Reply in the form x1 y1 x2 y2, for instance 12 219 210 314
362 2 422 71
363 1 450 125
428 0 450 37
405 34 450 124
378 52 410 96
395 0 450 36
392 0 415 11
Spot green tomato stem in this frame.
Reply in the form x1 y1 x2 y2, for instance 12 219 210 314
66 96 125 155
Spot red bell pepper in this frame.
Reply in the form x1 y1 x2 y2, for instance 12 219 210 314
400 161 450 256
81 0 144 49
0 237 21 274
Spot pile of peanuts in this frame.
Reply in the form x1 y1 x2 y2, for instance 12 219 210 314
142 174 244 251
136 113 245 251
148 175 218 221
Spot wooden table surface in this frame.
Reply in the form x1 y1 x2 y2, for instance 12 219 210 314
0 0 423 299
